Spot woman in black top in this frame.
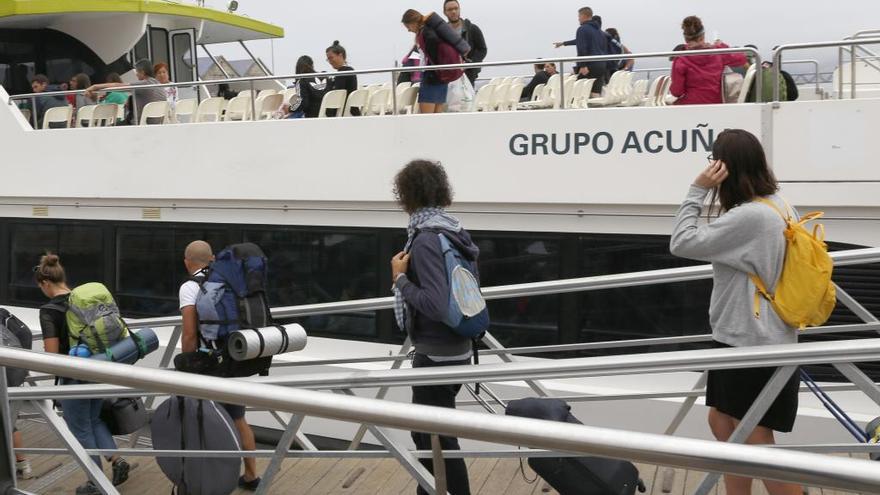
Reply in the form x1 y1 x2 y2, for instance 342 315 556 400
326 41 359 116
34 254 130 493
292 55 325 119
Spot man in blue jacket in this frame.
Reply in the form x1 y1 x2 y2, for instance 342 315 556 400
391 159 479 495
554 6 608 96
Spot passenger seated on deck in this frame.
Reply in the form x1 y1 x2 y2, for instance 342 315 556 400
669 16 748 105
34 253 131 495
521 62 556 101
153 62 178 112
28 74 67 128
288 55 324 118
325 40 359 116
391 160 478 495
178 241 261 491
85 59 165 124
67 73 96 111
669 130 802 495
99 73 130 124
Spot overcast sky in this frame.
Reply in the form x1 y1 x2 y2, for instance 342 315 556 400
204 0 880 79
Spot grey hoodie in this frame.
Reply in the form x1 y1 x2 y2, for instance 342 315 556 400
395 226 480 357
670 185 797 347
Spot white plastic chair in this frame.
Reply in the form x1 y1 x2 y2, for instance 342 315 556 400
658 75 673 106
489 83 509 111
195 97 226 122
174 98 198 123
139 101 169 125
588 71 628 107
256 93 283 120
91 104 118 127
737 66 758 104
256 89 278 100
318 89 348 118
115 104 125 121
488 77 503 86
397 86 419 114
42 105 73 129
223 95 251 121
75 105 96 127
474 84 496 112
621 79 649 107
281 88 298 106
530 83 545 102
364 88 390 116
504 83 524 111
569 79 594 109
643 76 664 107
343 89 369 116
236 89 254 99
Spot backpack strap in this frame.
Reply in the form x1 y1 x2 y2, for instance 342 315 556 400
749 196 794 320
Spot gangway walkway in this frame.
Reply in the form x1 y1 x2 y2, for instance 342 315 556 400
2 247 880 495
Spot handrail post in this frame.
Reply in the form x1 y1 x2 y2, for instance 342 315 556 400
851 43 857 99
391 70 399 116
250 80 257 120
0 366 16 494
559 61 565 109
773 50 782 103
131 91 139 125
29 97 37 129
754 48 763 103
838 46 845 99
814 60 820 96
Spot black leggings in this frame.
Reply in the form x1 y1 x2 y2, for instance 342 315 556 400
411 353 472 495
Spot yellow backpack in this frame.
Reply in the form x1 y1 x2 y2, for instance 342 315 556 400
749 197 836 330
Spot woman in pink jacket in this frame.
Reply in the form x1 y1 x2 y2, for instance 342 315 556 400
670 16 747 105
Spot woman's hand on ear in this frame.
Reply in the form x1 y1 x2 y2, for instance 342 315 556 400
695 160 728 189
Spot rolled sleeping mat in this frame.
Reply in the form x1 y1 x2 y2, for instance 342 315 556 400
90 328 159 365
866 416 880 461
228 324 307 361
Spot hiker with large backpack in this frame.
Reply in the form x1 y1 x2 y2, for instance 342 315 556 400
1 307 34 480
391 159 489 495
174 240 266 491
34 254 131 494
670 129 834 495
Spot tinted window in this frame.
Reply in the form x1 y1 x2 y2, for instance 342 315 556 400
171 33 194 82
133 34 149 62
150 28 169 67
8 224 104 303
473 234 561 348
244 229 379 337
577 234 712 353
116 228 227 316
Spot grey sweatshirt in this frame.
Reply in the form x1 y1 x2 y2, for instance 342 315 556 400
670 185 797 347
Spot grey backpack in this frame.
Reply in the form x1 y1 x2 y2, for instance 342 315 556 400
151 396 241 495
0 308 33 387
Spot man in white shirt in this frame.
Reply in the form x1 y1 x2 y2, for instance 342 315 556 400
179 240 261 491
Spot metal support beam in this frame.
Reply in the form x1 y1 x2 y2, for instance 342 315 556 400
338 390 444 495
835 285 880 324
430 435 447 495
481 332 551 397
255 414 305 495
664 371 708 436
32 400 119 495
834 363 880 407
0 366 17 494
692 366 797 495
269 411 315 451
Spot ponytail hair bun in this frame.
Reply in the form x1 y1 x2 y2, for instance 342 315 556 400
34 252 66 285
682 15 705 41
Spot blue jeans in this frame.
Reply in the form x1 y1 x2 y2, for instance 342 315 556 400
60 398 117 467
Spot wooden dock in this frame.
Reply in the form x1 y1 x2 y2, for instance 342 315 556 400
13 419 861 495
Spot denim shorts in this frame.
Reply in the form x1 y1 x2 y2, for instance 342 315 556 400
418 82 449 104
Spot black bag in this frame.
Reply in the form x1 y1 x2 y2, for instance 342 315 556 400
0 308 33 387
506 398 645 495
101 397 148 435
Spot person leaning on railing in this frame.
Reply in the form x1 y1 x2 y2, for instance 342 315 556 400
669 16 748 105
669 129 801 495
33 253 131 495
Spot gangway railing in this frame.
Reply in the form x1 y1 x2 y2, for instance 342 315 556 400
3 346 880 495
772 37 880 101
5 46 762 127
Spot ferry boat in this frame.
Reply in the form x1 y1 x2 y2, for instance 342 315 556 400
1 0 880 478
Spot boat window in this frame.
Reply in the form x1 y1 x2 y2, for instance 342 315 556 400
473 234 561 348
244 229 379 338
115 228 228 316
150 27 170 67
133 33 150 63
171 33 195 83
8 224 104 304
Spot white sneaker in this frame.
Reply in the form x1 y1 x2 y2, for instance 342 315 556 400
16 459 33 480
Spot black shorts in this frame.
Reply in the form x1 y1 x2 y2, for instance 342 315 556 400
221 402 246 421
705 342 799 433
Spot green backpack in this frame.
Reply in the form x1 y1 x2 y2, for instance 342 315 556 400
747 66 787 102
66 282 129 355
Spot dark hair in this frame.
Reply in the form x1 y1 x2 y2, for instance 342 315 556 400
681 15 704 42
31 74 49 85
534 62 545 71
709 129 778 214
606 28 620 42
592 15 602 28
393 160 454 214
401 9 423 25
443 0 459 7
71 73 91 89
135 59 154 77
295 55 315 74
33 253 66 285
578 6 592 16
105 72 123 84
326 40 346 59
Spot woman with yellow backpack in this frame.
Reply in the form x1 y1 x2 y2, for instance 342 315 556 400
670 129 834 495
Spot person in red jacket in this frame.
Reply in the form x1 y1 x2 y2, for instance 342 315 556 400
670 16 747 105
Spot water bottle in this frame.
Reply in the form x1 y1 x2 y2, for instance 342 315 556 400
69 344 92 358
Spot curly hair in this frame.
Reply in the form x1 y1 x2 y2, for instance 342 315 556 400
393 160 454 214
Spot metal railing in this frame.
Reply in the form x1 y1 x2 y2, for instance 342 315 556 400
781 59 821 95
772 37 880 101
6 46 762 127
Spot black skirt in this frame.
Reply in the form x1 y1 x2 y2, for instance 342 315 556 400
705 342 800 433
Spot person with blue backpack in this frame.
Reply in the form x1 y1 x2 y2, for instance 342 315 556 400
177 240 263 491
391 159 489 495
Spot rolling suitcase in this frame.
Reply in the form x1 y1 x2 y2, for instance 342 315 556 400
506 397 646 495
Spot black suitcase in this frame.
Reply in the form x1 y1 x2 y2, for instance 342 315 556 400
506 398 645 495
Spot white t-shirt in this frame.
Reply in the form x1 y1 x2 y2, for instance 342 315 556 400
178 268 207 310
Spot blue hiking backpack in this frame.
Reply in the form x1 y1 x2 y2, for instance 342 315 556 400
192 243 274 377
605 33 624 73
437 234 490 338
